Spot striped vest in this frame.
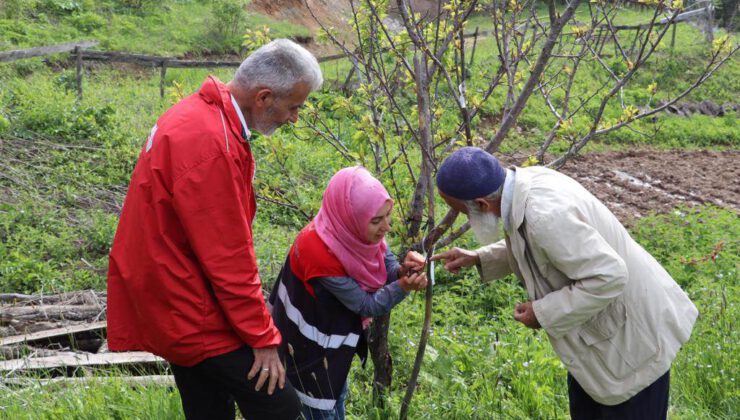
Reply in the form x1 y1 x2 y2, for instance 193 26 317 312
269 224 367 410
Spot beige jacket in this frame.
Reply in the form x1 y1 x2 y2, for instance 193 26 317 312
476 166 697 405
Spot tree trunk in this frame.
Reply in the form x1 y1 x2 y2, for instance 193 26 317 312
368 313 393 406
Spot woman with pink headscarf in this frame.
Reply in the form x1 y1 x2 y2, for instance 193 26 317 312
269 166 427 419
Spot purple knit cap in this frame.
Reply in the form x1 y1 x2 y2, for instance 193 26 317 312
436 147 505 200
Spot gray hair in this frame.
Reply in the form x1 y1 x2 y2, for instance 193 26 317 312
233 39 323 97
464 183 504 212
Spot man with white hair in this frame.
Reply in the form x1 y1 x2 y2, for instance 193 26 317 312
107 39 322 420
432 147 698 419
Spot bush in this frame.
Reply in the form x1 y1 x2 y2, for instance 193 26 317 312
0 113 10 134
0 0 38 19
205 0 246 53
69 11 105 33
6 77 116 142
211 0 244 38
38 0 85 15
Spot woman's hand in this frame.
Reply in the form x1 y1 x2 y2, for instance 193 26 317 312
400 250 426 277
399 271 428 292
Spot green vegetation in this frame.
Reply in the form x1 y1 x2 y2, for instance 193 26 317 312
0 0 310 55
0 206 737 418
467 6 739 151
0 0 738 418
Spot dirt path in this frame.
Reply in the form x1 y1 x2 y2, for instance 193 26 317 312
503 149 740 225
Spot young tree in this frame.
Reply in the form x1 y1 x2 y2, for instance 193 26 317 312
292 0 737 415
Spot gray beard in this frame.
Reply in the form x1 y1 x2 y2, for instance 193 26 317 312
253 119 278 137
253 107 279 136
469 209 500 245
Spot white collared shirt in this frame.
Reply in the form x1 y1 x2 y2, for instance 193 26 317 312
230 94 251 140
501 168 515 234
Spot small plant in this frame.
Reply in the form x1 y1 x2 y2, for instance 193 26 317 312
211 0 245 38
242 25 271 55
168 80 185 104
69 11 105 34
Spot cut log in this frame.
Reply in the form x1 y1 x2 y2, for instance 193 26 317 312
0 40 99 63
0 293 35 304
6 321 70 336
1 375 175 388
0 345 75 360
0 290 106 306
0 351 165 372
0 321 106 347
1 305 103 323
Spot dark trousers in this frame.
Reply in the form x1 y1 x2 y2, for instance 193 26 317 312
568 370 670 420
171 346 302 420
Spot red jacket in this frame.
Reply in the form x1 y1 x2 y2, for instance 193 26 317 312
107 76 281 366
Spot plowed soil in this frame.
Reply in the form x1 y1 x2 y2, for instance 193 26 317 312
503 149 740 225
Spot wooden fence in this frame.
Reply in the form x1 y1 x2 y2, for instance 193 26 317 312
0 4 712 100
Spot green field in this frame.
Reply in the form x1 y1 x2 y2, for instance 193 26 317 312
1 0 738 418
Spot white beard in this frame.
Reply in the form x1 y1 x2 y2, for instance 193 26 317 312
468 208 500 245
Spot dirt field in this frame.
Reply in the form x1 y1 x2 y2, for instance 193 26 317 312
502 149 740 225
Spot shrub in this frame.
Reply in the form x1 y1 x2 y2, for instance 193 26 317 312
38 0 85 15
69 11 105 33
0 0 38 19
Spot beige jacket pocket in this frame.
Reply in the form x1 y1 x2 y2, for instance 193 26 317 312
578 300 658 380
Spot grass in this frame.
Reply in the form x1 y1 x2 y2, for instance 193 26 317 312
0 0 311 55
0 2 738 418
0 206 737 419
0 0 736 295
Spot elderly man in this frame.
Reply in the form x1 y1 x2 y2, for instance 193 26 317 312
107 39 322 420
432 147 698 419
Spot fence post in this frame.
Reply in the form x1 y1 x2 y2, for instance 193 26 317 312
160 61 167 99
703 1 714 44
75 46 83 101
469 26 479 68
670 22 677 53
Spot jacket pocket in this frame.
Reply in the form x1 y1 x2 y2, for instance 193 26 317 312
578 300 658 380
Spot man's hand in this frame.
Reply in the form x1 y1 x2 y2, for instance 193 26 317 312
248 346 285 395
514 301 541 329
431 247 480 273
401 250 426 276
399 271 428 292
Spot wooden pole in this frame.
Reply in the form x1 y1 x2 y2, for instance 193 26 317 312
704 1 714 44
160 61 167 99
75 46 83 101
0 40 98 63
458 27 472 145
671 22 677 53
469 26 479 68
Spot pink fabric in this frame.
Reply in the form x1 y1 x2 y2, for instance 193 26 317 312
313 166 393 293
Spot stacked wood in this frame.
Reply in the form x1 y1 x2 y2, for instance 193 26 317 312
2 375 175 388
0 352 165 373
0 290 168 387
660 100 739 117
0 290 106 337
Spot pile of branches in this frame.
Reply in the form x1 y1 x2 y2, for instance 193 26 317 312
660 100 739 117
0 290 167 387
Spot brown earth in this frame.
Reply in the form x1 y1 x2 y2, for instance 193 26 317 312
248 0 442 49
248 0 352 33
502 149 740 225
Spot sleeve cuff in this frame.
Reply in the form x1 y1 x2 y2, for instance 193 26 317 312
532 297 569 339
475 240 513 282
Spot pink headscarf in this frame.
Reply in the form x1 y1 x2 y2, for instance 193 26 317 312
313 166 393 292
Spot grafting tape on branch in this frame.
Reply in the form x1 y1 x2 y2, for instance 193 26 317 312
399 240 436 420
